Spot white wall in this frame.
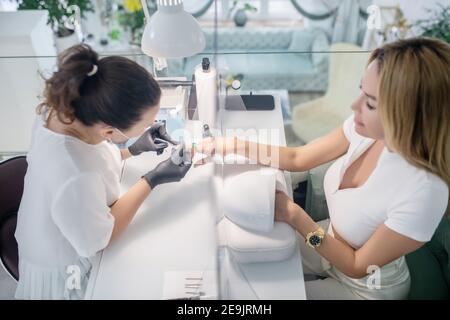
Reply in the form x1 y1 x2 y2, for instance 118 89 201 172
0 0 18 11
0 11 57 153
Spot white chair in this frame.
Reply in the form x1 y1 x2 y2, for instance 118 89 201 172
288 43 369 197
291 43 370 144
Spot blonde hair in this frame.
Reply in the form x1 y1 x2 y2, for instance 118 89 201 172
368 37 450 216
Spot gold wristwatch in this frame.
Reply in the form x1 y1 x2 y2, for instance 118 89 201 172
305 227 325 249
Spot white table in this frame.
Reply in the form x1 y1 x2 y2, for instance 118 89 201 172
217 94 306 299
85 93 306 299
85 152 219 299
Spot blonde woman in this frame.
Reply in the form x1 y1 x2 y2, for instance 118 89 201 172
198 37 450 299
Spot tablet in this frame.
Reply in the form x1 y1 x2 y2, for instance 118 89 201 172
225 94 275 111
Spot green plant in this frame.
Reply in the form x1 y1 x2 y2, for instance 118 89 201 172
16 0 94 37
114 0 156 44
414 4 450 43
108 28 121 41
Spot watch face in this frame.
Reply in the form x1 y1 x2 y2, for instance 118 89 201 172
309 234 322 247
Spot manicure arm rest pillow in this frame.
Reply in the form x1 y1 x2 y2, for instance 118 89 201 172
218 217 297 264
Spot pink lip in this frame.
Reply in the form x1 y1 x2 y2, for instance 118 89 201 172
354 118 364 127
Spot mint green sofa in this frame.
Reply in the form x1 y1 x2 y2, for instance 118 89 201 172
167 27 329 92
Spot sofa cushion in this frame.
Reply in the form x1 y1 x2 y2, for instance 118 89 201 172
185 53 315 76
288 29 315 52
311 31 329 67
427 217 450 287
406 246 449 299
406 217 450 299
203 27 293 51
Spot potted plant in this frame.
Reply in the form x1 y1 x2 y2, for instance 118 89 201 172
113 0 156 45
382 7 410 43
15 0 94 52
228 1 257 27
414 4 450 43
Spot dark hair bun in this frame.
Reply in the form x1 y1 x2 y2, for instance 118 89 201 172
39 44 161 129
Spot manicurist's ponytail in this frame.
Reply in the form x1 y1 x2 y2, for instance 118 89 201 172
38 44 161 130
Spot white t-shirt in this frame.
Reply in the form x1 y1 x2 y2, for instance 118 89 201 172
15 113 122 299
324 115 448 249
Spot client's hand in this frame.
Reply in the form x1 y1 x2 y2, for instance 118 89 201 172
194 137 235 166
274 191 299 226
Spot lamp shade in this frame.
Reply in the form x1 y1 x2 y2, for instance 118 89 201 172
141 0 205 58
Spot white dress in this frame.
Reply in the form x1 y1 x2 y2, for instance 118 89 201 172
15 113 122 299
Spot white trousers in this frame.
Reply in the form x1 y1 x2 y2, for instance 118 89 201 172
299 219 411 300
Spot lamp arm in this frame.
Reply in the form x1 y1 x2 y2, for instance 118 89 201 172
140 0 152 22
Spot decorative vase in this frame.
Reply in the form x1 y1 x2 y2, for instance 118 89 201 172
234 9 247 27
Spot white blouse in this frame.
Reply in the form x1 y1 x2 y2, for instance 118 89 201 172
15 113 122 299
319 115 448 298
324 115 448 249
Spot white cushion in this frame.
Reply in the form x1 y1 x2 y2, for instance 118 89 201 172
218 217 297 264
222 169 276 233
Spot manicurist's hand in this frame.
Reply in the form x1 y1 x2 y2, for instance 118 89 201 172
142 143 192 189
149 121 179 146
128 121 178 156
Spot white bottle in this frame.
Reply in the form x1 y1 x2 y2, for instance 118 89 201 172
194 57 217 130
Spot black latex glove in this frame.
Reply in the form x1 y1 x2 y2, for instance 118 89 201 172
128 122 178 156
151 121 179 146
142 143 192 189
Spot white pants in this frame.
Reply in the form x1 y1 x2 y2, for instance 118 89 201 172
299 219 411 300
